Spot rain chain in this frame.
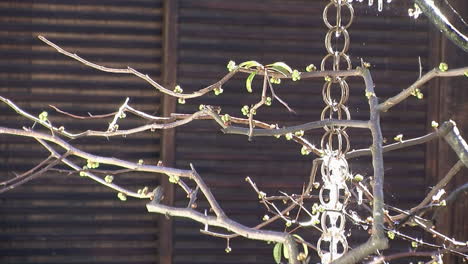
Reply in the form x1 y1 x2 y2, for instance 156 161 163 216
316 0 353 263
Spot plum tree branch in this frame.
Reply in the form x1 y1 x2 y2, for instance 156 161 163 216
0 31 465 264
333 67 389 264
346 121 454 159
378 66 468 112
414 0 468 52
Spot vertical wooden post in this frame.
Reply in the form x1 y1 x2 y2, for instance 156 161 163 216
426 1 467 262
160 0 178 263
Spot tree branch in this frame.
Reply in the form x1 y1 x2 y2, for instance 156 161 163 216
391 160 464 221
346 120 455 159
38 35 239 99
333 67 389 264
378 67 468 112
443 120 468 167
223 119 369 137
414 0 468 52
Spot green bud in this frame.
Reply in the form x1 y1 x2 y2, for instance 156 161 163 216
438 62 448 72
86 160 99 169
138 159 144 165
221 114 231 124
431 121 439 128
301 146 310 155
294 130 304 137
394 134 403 142
104 175 114 183
317 205 325 213
353 174 364 182
117 192 127 201
269 77 281 84
178 98 186 104
225 246 232 253
291 69 301 81
387 231 395 240
214 87 223 95
227 60 236 72
241 105 250 116
324 76 332 82
285 220 292 227
169 174 180 184
285 133 293 140
306 64 317 72
199 104 205 111
411 241 418 248
365 91 375 99
417 91 424 100
262 214 270 221
265 96 272 106
119 112 126 119
173 85 183 93
39 111 48 122
311 203 319 214
258 191 266 199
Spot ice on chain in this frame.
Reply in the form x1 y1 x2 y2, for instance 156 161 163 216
348 0 391 12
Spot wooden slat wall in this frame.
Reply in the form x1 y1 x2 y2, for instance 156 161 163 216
426 0 468 262
173 0 430 263
0 1 163 263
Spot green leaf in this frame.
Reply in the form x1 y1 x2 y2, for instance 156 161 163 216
267 62 293 77
283 243 289 260
246 72 256 93
239 60 262 69
293 234 308 258
273 243 282 264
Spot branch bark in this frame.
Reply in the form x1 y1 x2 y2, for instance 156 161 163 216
333 67 389 264
414 0 468 52
378 67 468 112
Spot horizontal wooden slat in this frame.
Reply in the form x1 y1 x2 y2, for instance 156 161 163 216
0 1 163 263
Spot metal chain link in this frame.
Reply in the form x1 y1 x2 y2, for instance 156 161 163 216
317 0 353 263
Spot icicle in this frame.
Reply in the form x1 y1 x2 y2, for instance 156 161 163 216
357 187 363 205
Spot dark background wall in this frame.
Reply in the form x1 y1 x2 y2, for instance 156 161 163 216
0 0 467 264
0 1 163 263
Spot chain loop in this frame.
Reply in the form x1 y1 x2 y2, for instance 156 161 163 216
317 0 353 262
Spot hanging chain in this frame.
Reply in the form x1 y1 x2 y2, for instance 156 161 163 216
317 0 354 263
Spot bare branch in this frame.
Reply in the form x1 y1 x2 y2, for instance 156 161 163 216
38 36 239 100
346 120 455 159
392 160 464 221
443 120 468 168
367 251 437 264
378 67 468 112
0 153 67 194
414 0 468 52
34 137 153 199
334 67 389 264
0 126 192 178
223 119 369 137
